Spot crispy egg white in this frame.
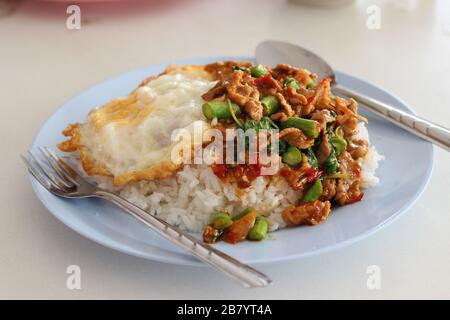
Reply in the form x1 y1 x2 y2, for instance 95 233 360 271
77 73 216 180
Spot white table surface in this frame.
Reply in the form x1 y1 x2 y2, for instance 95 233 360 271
1 0 449 299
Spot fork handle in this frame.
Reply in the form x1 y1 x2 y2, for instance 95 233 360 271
333 83 450 152
94 190 272 288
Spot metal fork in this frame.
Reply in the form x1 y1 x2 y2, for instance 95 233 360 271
21 147 272 288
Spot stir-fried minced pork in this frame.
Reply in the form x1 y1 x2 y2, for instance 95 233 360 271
272 63 314 85
348 139 369 159
271 111 288 122
334 151 363 205
204 61 253 81
226 71 263 121
321 179 337 201
279 128 314 149
200 62 373 235
275 92 295 116
314 78 333 109
284 87 308 105
310 109 335 125
316 131 333 165
282 201 331 226
201 81 227 102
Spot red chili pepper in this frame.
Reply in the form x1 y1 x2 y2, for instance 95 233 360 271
245 165 259 182
253 73 274 88
212 164 228 180
233 163 262 189
234 165 245 177
304 167 323 183
347 193 364 204
284 87 296 98
280 167 292 178
249 163 261 176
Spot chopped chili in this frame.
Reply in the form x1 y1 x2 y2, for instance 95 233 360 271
253 73 275 88
304 167 323 183
212 163 262 189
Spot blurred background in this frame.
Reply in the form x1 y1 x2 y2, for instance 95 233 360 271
0 0 449 299
2 0 449 128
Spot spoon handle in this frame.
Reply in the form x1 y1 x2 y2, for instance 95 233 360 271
333 83 450 152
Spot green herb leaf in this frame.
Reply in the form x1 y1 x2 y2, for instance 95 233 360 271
306 148 318 169
324 148 339 174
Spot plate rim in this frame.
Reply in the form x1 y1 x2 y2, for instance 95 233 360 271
29 56 435 266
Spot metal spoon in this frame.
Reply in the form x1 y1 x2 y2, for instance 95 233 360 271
256 40 450 151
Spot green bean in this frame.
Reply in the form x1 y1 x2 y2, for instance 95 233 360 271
250 65 269 78
209 212 233 230
329 136 348 155
261 96 280 115
303 179 323 202
202 101 241 120
283 76 300 90
282 146 302 166
248 216 269 241
233 207 253 221
278 140 287 154
280 117 320 138
306 79 316 89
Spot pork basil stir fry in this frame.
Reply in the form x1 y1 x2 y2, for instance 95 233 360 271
201 61 369 244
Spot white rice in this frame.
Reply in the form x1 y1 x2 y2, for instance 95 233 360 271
354 123 385 189
117 166 297 232
102 123 383 233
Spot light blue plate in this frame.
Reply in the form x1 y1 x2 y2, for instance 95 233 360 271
30 57 434 266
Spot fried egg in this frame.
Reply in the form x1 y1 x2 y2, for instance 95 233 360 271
58 66 216 186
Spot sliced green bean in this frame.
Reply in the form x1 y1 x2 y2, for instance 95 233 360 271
261 96 279 115
283 76 300 90
248 216 269 241
202 101 241 120
306 79 316 89
209 212 233 230
250 65 269 78
280 117 320 138
329 136 348 155
303 179 323 202
282 146 302 166
278 140 287 154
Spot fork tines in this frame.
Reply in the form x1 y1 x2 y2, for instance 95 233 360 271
21 147 79 195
